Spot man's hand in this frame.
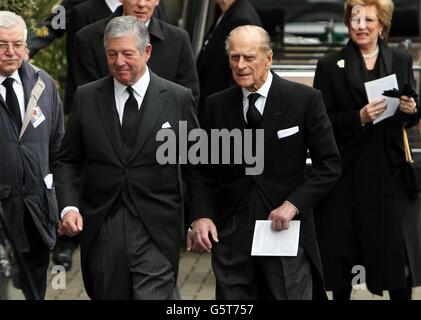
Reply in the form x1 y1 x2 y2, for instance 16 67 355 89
61 210 83 237
186 218 219 253
268 202 297 231
57 220 64 236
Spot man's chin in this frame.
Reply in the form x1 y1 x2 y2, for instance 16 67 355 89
235 79 253 89
0 66 18 76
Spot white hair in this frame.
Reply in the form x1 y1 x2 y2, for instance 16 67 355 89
0 11 28 41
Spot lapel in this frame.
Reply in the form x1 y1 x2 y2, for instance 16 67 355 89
95 75 126 164
0 61 37 138
260 73 290 145
148 17 165 41
226 86 246 130
128 72 168 163
378 38 393 77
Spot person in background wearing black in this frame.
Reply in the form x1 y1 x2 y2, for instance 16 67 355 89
313 0 421 300
68 0 198 113
196 0 261 117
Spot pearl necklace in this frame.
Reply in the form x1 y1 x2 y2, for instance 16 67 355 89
362 46 379 59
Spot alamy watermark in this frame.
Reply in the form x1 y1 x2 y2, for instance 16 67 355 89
156 121 265 175
51 5 66 30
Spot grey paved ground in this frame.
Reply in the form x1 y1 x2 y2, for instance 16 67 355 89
44 247 421 300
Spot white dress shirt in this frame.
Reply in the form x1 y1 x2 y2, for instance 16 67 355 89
105 0 122 13
0 70 25 122
113 67 150 124
241 71 273 123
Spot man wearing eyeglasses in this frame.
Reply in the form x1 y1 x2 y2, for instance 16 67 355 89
0 11 64 299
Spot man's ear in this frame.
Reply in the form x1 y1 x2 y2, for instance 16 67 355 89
145 43 153 60
266 49 273 68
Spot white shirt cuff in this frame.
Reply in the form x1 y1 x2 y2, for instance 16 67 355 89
61 206 79 220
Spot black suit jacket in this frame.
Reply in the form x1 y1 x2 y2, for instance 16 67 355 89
189 73 341 297
196 0 261 108
313 40 421 293
55 72 199 298
68 7 199 113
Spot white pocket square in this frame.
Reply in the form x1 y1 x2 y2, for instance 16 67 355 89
161 121 171 129
277 126 299 139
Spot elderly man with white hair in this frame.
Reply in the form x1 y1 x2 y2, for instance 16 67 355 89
0 11 64 299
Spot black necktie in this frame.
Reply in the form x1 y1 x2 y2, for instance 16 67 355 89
2 77 22 130
246 93 262 129
121 86 138 148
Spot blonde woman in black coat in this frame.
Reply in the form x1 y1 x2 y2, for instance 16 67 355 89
314 0 421 300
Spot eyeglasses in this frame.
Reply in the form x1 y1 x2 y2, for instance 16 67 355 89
350 16 379 27
0 41 26 52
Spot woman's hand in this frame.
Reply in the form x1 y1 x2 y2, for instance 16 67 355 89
360 97 387 125
399 95 417 114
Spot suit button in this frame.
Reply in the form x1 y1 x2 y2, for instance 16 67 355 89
19 141 23 145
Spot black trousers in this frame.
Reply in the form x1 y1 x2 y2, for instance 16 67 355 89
19 210 50 299
212 186 313 300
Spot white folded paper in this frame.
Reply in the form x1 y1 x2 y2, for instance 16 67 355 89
364 74 400 124
251 220 300 256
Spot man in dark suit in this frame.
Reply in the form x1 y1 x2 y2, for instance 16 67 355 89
55 0 122 272
68 0 199 114
197 0 261 112
55 16 198 299
27 0 166 58
0 11 65 299
187 25 341 299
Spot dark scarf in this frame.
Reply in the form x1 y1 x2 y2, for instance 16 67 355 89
343 38 392 109
339 38 395 171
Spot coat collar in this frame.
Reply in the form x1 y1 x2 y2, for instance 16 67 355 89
260 72 290 145
95 75 126 163
343 38 392 109
148 16 165 41
113 6 165 41
128 71 167 163
0 60 38 136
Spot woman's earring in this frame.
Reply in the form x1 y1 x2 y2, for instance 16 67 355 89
379 30 383 38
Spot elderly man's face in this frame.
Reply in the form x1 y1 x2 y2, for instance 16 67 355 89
228 30 272 92
106 33 151 85
0 26 26 76
123 0 160 22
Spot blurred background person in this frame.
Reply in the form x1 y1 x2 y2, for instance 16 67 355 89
27 0 167 58
196 0 261 117
68 0 198 115
314 0 421 300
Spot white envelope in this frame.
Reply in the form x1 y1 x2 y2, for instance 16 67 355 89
161 121 171 129
277 126 299 139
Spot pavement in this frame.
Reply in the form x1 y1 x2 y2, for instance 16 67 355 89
44 247 421 300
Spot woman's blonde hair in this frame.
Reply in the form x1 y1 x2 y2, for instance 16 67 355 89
344 0 394 39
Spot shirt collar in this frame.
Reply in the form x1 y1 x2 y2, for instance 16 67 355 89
105 0 122 13
114 67 150 98
0 70 22 86
242 71 273 99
